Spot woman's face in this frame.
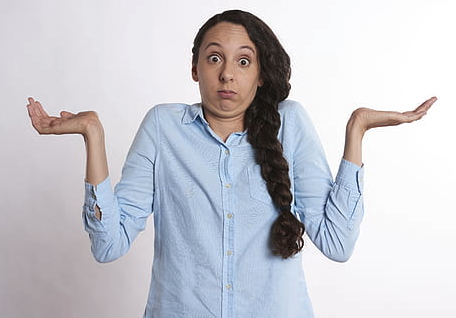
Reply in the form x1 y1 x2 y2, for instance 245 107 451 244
192 22 263 128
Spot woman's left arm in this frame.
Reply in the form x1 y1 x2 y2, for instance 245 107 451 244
291 97 436 262
343 96 437 166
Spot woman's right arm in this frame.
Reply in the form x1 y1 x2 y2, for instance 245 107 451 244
27 97 108 219
27 97 156 262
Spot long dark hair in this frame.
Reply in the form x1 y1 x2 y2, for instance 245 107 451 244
192 10 305 259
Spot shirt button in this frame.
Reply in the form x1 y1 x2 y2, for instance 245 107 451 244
227 250 233 256
225 149 230 155
226 284 231 290
225 183 231 188
227 213 233 219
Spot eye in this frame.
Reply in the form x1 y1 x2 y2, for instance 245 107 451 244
239 58 250 67
208 55 221 63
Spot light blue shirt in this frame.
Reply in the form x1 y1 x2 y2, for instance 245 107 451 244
83 100 364 318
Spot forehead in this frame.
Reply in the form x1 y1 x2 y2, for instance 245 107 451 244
201 22 257 53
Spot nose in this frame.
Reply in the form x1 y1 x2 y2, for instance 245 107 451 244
220 62 234 82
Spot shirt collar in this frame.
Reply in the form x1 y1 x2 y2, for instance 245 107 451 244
182 103 208 126
181 103 247 136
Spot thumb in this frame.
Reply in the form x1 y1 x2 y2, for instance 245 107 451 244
60 111 74 118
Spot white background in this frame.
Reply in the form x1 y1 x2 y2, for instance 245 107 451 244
1 0 455 317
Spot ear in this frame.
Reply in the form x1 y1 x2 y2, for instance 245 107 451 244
191 64 198 82
258 77 264 87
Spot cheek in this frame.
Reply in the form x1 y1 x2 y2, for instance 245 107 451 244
198 77 210 93
243 68 261 89
197 77 214 101
245 75 261 92
197 67 212 85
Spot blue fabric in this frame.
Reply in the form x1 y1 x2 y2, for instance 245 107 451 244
83 100 364 318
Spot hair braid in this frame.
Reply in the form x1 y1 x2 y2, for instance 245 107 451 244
245 90 305 259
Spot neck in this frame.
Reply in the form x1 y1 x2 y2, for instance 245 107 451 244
203 110 245 142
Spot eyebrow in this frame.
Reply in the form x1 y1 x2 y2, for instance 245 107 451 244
203 42 256 54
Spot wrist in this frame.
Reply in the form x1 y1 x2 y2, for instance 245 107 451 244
346 110 367 138
82 112 104 139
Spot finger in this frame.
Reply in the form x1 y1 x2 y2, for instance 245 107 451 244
27 106 37 122
382 111 418 125
414 96 437 113
27 106 40 124
27 97 35 106
35 100 50 118
27 100 40 118
26 101 34 117
427 96 437 103
27 98 45 119
402 110 426 117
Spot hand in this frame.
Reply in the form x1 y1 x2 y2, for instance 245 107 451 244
349 96 437 134
26 97 102 136
343 96 437 167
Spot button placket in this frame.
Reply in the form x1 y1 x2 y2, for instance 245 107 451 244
219 145 235 317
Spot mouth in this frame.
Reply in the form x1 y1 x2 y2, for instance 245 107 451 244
217 90 237 99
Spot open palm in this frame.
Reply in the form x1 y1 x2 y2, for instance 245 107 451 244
27 97 99 135
353 96 437 132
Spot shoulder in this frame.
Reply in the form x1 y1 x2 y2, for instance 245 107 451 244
144 103 192 117
277 99 321 154
278 99 303 112
141 103 198 124
278 99 313 127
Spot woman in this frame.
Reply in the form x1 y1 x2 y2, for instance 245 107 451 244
27 9 436 318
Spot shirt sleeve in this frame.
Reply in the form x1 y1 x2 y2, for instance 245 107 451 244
82 107 157 263
289 103 364 262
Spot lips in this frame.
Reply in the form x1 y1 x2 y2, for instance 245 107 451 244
217 90 237 99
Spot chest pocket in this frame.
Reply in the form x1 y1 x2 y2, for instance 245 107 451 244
247 164 274 206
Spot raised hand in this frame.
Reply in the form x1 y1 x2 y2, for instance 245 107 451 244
27 97 108 187
343 96 437 167
350 96 437 132
27 97 101 136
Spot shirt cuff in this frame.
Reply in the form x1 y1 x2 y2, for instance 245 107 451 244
335 158 364 194
83 176 113 233
84 176 113 207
